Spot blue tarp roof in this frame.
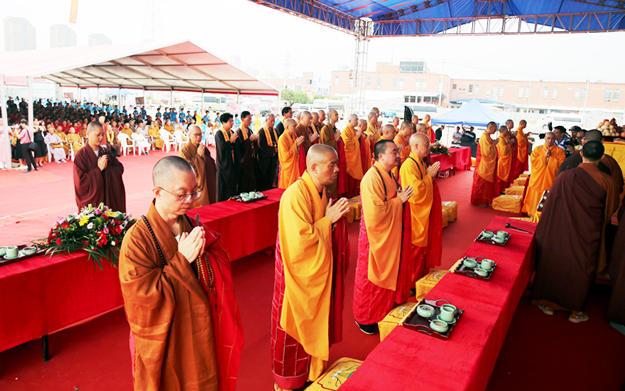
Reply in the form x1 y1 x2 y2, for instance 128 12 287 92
431 99 509 127
251 0 625 36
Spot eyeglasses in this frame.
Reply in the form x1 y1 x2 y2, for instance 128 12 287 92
158 187 203 203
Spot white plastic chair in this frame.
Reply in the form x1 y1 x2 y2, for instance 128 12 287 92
117 133 135 156
159 129 175 152
132 133 150 155
173 130 187 151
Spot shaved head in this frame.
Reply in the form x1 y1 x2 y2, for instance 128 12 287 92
284 118 296 129
410 132 430 147
87 121 103 133
306 144 337 168
584 129 603 142
581 140 604 162
382 124 396 139
368 111 377 121
416 123 427 134
153 156 195 188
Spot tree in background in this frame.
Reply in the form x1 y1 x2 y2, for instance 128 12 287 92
281 88 311 105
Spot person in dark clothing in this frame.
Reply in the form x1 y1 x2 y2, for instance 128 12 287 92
33 119 48 168
461 126 478 157
18 119 37 173
435 126 442 141
256 113 279 191
275 106 292 138
235 111 260 192
214 113 240 201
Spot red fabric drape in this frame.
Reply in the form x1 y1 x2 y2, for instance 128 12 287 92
337 139 349 198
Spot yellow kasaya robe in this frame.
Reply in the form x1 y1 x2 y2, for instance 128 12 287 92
476 133 497 183
361 161 403 290
341 124 363 180
148 127 164 149
393 132 411 177
497 134 512 184
278 171 333 380
121 127 133 137
522 145 566 216
278 131 300 189
164 125 175 134
106 130 120 146
400 152 434 247
67 133 83 153
516 127 529 163
180 142 212 207
366 122 381 145
57 132 71 155
424 120 436 142
360 134 372 172
311 123 321 143
320 122 337 150
78 128 87 138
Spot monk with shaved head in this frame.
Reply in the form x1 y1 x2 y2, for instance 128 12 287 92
119 156 243 391
320 109 346 197
180 124 217 206
366 111 381 145
272 144 350 391
278 118 304 189
341 114 364 197
470 121 500 206
296 111 319 175
73 121 126 212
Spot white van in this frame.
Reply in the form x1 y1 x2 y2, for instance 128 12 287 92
538 114 583 132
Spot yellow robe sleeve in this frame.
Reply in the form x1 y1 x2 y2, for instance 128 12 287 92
476 133 497 182
279 172 333 360
497 136 512 182
341 125 364 180
361 162 403 290
278 132 299 189
400 154 433 247
516 128 528 163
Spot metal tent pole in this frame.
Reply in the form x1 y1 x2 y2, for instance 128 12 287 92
0 74 11 170
27 76 34 128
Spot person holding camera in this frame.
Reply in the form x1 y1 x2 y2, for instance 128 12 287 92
18 119 37 173
553 125 574 157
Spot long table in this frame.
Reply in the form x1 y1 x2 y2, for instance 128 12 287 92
190 188 284 261
0 188 285 356
431 146 472 175
341 216 536 391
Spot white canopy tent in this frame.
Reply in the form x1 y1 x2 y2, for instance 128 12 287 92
0 40 279 169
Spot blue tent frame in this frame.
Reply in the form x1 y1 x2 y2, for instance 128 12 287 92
249 0 625 37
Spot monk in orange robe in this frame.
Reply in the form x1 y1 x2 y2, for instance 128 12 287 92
67 127 83 154
366 112 382 145
358 119 372 173
73 122 126 213
394 121 413 167
513 120 529 179
278 119 304 189
381 124 396 141
399 133 443 289
320 109 341 197
341 114 364 198
470 122 500 206
423 114 436 142
353 140 415 334
496 126 514 193
148 123 164 150
272 145 350 391
119 156 243 391
296 111 319 175
180 125 217 206
522 132 566 216
121 122 133 137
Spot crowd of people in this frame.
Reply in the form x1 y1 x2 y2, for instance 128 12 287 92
3 95 624 390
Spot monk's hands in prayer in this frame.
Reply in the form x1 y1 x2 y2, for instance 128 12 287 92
397 185 414 203
178 226 205 263
309 133 319 143
325 198 350 224
98 155 108 171
230 132 239 143
427 161 441 177
398 144 404 151
296 135 305 146
197 143 205 157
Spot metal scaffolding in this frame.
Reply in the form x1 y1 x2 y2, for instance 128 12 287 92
349 18 374 115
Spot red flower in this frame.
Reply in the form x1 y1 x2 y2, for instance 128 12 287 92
96 232 108 247
61 222 69 229
56 238 62 245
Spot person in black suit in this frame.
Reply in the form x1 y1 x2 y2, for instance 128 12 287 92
214 113 240 201
256 113 279 191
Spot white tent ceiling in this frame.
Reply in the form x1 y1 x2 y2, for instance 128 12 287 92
0 40 278 96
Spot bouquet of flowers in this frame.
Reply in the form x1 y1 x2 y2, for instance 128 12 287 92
430 141 450 155
39 203 136 271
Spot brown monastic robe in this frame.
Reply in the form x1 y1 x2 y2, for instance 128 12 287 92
532 163 619 312
608 206 625 324
119 203 243 391
180 141 217 206
73 144 126 213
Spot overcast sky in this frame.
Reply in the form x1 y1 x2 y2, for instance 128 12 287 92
2 0 625 84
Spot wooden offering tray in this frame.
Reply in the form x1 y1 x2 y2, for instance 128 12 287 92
229 193 268 204
454 256 498 281
0 244 45 267
475 230 511 247
402 298 464 340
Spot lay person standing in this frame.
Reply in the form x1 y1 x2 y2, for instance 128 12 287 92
235 111 260 192
214 113 240 201
73 121 126 212
119 156 243 391
532 141 619 323
352 140 414 334
180 124 217 205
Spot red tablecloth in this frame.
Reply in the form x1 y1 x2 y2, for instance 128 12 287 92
341 216 537 391
0 252 124 353
432 146 472 172
190 188 284 262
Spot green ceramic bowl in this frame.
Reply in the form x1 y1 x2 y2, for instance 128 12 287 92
430 319 449 333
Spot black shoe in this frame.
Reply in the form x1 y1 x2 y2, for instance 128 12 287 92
355 321 376 335
34 167 38 171
410 288 416 297
23 169 32 173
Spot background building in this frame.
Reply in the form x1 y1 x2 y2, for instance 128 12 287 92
4 17 36 51
88 33 112 46
50 25 77 48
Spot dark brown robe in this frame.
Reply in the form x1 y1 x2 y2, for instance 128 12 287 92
532 163 619 311
73 144 126 212
608 206 625 324
296 123 313 154
256 126 279 191
180 142 217 206
234 126 259 192
215 129 239 202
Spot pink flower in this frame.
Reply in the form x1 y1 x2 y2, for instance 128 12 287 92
103 227 109 234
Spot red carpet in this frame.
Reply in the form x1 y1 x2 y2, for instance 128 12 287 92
1 168 624 391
